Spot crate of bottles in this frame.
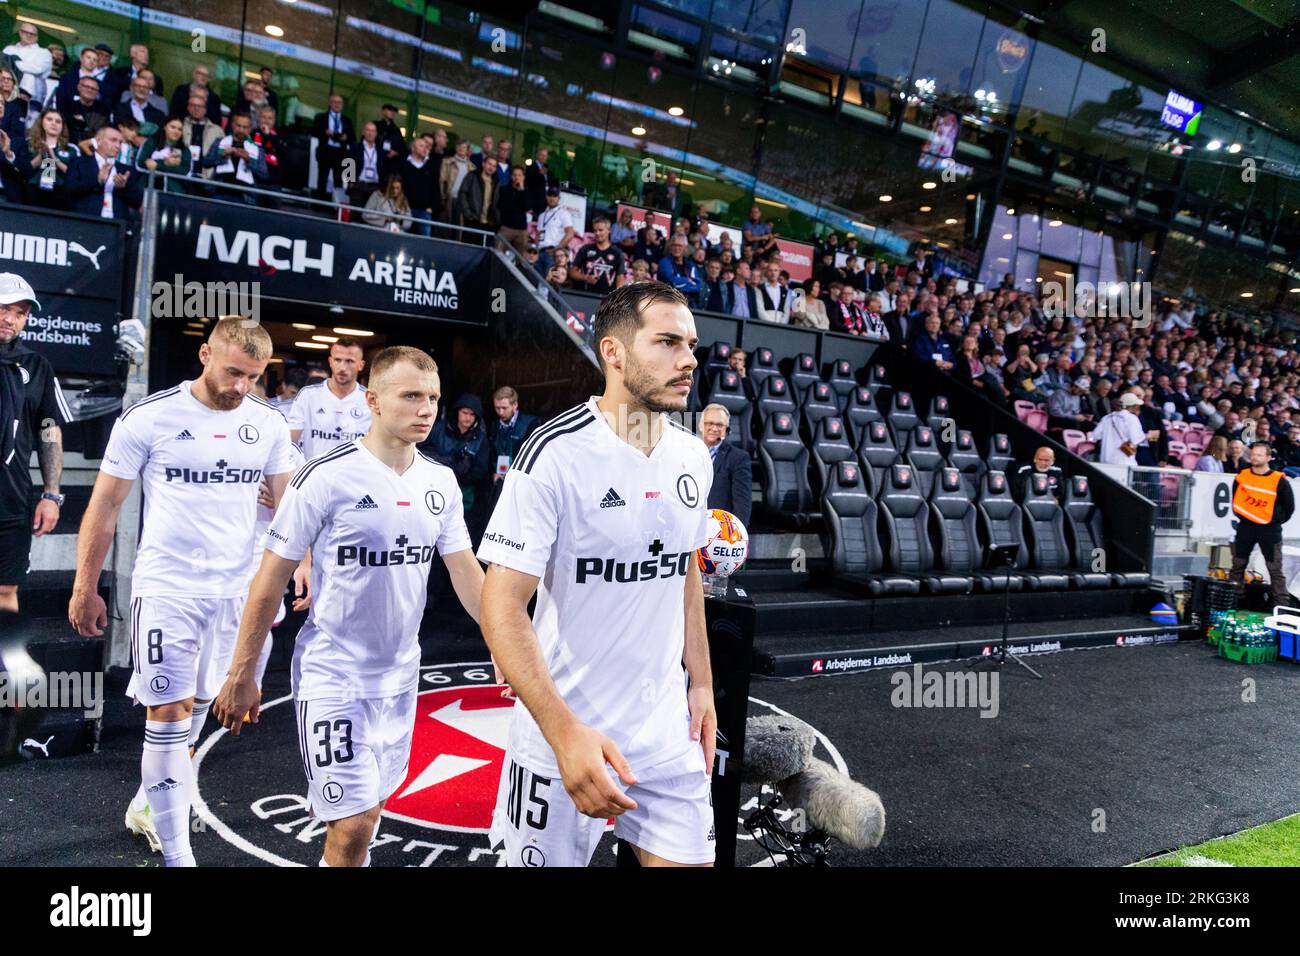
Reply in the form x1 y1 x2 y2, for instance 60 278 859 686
1208 609 1267 646
1217 614 1278 664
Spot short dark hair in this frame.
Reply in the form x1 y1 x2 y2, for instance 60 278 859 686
1250 440 1271 451
591 281 690 372
331 336 362 354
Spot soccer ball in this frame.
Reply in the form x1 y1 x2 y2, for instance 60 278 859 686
697 509 749 577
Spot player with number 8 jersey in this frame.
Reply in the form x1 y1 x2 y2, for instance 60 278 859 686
213 346 486 868
69 320 299 867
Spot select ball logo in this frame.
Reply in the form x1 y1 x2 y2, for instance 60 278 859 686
194 663 517 866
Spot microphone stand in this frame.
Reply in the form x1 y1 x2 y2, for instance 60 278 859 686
968 544 1043 678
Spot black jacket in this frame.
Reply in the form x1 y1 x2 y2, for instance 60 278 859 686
456 171 499 228
420 393 492 513
706 441 752 527
310 111 354 154
168 84 222 123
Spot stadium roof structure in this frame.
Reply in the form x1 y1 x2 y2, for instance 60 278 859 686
1005 0 1300 136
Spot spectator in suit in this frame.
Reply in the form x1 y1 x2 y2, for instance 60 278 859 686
697 257 733 314
524 146 554 215
659 235 702 297
311 93 353 200
489 139 512 187
644 168 691 215
345 120 386 208
751 259 790 324
699 404 752 527
64 125 142 219
911 313 955 371
110 43 161 100
55 48 106 115
168 64 222 126
470 133 494 171
375 103 405 163
728 261 753 319
455 154 499 229
112 73 165 129
116 68 167 115
489 386 539 502
181 92 223 180
829 283 866 335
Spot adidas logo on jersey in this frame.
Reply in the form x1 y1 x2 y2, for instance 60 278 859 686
146 777 181 794
174 429 195 441
599 488 625 509
354 494 379 510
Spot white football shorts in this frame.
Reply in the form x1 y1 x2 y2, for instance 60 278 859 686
125 596 245 706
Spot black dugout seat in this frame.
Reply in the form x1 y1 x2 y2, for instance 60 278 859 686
824 358 858 412
929 467 981 585
925 395 954 444
856 419 899 495
809 416 854 500
756 374 798 430
865 362 891 406
986 433 1015 474
790 352 820 401
887 390 920 448
877 464 970 594
756 410 812 520
947 429 985 496
821 460 919 596
1019 472 1073 590
707 369 754 452
1062 475 1151 587
843 386 883 448
747 347 780 395
800 382 841 445
973 470 1026 592
903 425 944 498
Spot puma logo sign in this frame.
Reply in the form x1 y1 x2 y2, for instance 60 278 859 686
68 242 107 270
21 735 54 757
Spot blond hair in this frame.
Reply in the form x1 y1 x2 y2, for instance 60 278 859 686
210 317 273 361
493 386 518 402
369 346 438 391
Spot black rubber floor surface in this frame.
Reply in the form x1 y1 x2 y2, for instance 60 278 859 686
3 640 1298 867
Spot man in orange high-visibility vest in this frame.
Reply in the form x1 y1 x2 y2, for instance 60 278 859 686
1230 441 1296 606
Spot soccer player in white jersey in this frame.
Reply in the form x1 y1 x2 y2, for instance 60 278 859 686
478 282 717 868
68 319 299 867
287 338 371 461
213 346 484 867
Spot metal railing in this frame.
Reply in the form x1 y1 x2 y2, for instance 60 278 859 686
1128 466 1195 534
142 169 498 246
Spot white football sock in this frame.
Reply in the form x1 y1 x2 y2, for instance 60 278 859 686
143 718 196 867
187 700 211 749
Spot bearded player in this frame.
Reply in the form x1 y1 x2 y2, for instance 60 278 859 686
69 319 298 866
213 347 484 867
479 282 717 867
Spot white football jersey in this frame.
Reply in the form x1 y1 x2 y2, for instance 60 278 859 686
100 382 298 599
264 440 472 700
477 396 714 778
286 380 372 462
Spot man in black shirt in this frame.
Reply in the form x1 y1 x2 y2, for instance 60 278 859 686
496 165 531 256
375 104 406 163
570 217 626 295
398 135 438 237
0 274 71 611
